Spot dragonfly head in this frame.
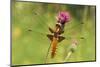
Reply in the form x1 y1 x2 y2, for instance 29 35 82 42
56 11 71 25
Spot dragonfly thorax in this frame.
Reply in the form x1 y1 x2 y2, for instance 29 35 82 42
55 23 65 35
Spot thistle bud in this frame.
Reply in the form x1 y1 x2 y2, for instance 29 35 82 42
70 39 78 53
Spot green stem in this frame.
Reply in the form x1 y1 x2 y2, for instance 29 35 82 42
64 51 73 61
64 40 78 62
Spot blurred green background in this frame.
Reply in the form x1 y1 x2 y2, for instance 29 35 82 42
12 1 96 65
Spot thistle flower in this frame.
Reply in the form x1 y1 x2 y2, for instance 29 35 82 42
56 11 71 24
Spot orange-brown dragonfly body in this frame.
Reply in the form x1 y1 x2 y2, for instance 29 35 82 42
47 23 65 58
47 11 71 58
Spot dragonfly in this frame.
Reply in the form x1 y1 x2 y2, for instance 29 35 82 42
27 11 85 61
46 11 71 58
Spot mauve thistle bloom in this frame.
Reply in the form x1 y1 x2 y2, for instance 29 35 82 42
56 11 71 24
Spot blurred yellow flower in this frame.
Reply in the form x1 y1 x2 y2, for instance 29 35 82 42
13 27 22 39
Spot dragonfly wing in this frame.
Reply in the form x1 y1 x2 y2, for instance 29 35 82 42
58 36 65 42
49 27 54 33
47 34 53 41
62 21 85 41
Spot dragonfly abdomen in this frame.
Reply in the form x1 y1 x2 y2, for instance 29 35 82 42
51 37 58 58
